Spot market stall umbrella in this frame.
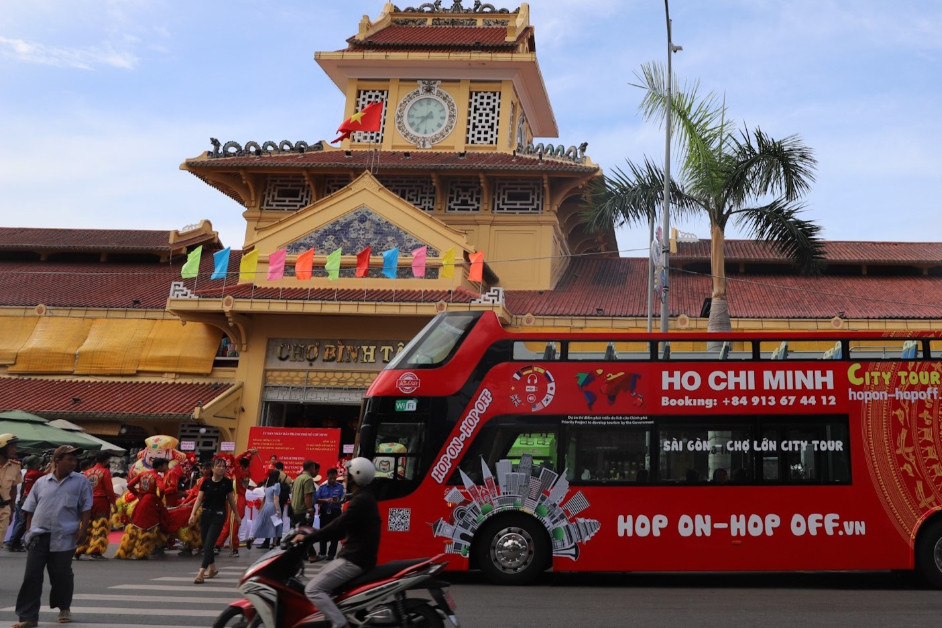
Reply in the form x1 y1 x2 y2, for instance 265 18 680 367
0 409 103 455
49 418 127 455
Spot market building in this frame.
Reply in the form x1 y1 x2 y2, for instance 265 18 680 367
2 2 942 458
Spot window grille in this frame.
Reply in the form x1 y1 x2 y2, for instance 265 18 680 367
324 175 353 196
378 175 436 212
446 178 482 212
262 175 312 211
466 91 501 145
493 178 543 213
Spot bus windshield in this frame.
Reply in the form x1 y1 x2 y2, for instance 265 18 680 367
386 312 481 369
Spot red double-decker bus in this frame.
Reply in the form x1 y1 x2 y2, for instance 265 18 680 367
357 310 942 585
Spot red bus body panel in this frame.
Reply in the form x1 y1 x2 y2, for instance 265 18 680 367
366 313 942 574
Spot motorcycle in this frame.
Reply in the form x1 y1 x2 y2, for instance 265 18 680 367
213 532 459 628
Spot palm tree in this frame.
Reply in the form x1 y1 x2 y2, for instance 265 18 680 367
587 62 824 334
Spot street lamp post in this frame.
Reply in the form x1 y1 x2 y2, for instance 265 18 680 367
660 0 681 333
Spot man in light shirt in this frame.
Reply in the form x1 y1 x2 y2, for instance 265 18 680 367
13 445 92 628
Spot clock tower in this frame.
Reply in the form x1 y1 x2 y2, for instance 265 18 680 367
183 1 615 291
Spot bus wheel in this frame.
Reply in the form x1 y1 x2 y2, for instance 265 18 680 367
916 519 942 588
475 513 548 585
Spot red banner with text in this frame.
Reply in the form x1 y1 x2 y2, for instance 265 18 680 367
247 426 342 479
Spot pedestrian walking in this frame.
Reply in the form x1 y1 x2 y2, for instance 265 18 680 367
5 455 44 552
290 460 320 528
13 445 91 627
188 457 238 584
0 433 23 547
315 467 345 560
248 469 282 549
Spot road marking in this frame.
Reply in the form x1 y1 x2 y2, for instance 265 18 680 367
110 583 235 592
0 606 220 617
73 593 230 603
154 576 241 583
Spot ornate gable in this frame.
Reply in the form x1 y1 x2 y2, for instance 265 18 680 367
248 170 471 286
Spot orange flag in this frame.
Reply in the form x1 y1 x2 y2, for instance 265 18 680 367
468 251 485 283
356 246 371 278
295 249 314 280
332 101 384 143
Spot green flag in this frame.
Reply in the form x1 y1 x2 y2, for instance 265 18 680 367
181 245 202 279
325 247 342 281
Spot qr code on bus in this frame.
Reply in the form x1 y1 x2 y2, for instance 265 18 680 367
387 508 411 532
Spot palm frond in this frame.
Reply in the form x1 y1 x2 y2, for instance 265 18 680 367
582 158 701 233
730 127 817 202
732 200 825 275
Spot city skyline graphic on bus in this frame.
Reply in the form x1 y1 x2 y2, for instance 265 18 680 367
431 453 601 561
576 369 645 410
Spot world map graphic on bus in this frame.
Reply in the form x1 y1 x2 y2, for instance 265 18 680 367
431 453 600 560
576 369 645 410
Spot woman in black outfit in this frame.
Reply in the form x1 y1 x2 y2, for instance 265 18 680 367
187 457 238 584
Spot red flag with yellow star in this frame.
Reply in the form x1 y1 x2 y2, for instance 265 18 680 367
331 101 385 143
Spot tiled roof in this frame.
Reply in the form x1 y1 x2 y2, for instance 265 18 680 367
346 25 530 52
505 257 942 320
3 227 942 319
194 283 481 304
0 251 242 309
0 228 172 253
185 150 596 174
675 239 942 265
0 377 234 420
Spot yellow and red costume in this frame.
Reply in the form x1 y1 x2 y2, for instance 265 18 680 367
75 462 116 557
161 462 186 508
164 467 206 553
115 468 170 560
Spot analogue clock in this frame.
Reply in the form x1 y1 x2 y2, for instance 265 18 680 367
405 96 448 136
396 81 457 148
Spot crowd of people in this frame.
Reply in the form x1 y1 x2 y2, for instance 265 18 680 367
1 431 364 627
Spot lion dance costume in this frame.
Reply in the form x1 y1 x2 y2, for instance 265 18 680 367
114 465 170 560
75 459 116 558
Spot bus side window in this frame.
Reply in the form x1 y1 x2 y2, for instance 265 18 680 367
451 418 560 485
566 425 651 483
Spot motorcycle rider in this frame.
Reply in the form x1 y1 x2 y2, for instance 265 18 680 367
293 457 380 628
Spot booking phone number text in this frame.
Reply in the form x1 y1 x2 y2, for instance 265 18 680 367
662 394 837 410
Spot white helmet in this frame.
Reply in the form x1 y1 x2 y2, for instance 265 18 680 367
345 457 375 487
0 433 18 450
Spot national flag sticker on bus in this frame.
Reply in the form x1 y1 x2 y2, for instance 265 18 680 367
396 371 421 394
510 365 556 411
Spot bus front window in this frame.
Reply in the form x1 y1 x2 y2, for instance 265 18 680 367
387 312 481 369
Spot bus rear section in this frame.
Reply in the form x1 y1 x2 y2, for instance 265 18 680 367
358 311 942 586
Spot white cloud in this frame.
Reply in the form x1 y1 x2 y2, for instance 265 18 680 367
0 35 139 70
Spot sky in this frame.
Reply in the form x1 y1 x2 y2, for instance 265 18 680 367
1 0 940 258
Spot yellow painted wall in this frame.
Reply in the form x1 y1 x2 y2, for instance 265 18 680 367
230 313 433 448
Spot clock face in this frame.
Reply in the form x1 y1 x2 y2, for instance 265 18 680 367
406 96 448 136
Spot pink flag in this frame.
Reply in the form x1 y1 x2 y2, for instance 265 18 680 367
267 249 286 280
411 246 427 278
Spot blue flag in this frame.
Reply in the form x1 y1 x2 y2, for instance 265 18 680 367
211 247 231 280
382 247 399 279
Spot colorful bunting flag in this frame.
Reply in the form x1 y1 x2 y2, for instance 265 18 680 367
332 100 385 144
411 246 427 278
295 249 314 280
382 248 399 279
268 249 286 281
181 245 202 279
211 247 231 280
469 251 485 283
441 247 456 279
239 249 259 283
356 246 371 278
325 248 342 281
